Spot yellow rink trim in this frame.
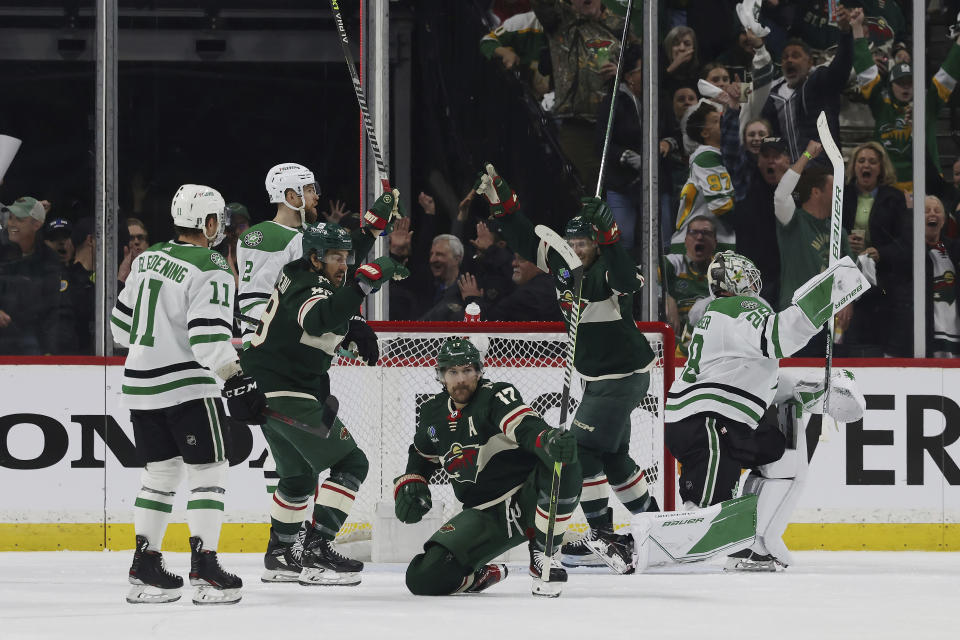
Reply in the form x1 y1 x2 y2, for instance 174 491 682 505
0 522 958 552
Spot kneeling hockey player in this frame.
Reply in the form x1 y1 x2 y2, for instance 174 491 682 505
394 337 581 597
656 250 868 571
241 222 408 586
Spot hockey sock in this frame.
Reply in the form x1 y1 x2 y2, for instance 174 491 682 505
534 461 581 551
605 447 654 514
185 461 228 550
577 446 612 530
271 489 312 543
262 451 279 495
313 449 368 539
405 544 472 596
134 458 184 550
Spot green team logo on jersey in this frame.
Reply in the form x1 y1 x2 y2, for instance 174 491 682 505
442 442 480 483
210 252 229 271
242 230 264 247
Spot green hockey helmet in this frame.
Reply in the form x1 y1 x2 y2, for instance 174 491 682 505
708 250 762 297
302 223 354 265
435 337 483 383
564 216 595 240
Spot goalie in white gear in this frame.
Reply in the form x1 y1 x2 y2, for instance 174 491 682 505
658 250 868 570
111 185 267 605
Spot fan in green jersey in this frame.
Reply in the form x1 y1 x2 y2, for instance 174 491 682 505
240 219 409 587
395 337 581 597
474 163 658 575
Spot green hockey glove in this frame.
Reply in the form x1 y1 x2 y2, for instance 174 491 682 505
579 197 620 245
473 163 519 217
354 256 410 294
393 474 432 524
363 188 405 233
535 428 579 466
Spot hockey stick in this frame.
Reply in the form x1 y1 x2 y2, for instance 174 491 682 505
816 111 844 426
329 0 391 194
533 224 584 594
594 0 635 197
263 395 339 438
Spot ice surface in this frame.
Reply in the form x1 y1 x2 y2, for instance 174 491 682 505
0 551 954 640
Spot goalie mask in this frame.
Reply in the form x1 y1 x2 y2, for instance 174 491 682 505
708 250 762 297
171 184 227 247
265 162 317 228
435 337 483 385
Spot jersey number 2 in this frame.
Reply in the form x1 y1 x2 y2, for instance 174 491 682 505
130 278 163 347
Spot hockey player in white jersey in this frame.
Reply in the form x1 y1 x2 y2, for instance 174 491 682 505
661 250 868 570
111 184 267 605
236 163 320 348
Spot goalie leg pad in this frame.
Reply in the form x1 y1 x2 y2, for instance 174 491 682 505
134 457 184 550
185 461 228 551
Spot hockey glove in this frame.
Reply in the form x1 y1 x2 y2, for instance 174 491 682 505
473 163 520 218
535 428 579 466
222 373 267 424
393 474 432 524
363 188 404 233
342 317 380 366
354 256 411 294
579 197 620 245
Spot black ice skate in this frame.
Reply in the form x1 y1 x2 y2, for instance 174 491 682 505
464 563 509 594
262 526 304 583
581 508 638 574
298 527 364 586
529 540 567 598
189 536 243 605
724 548 781 573
560 529 607 568
126 535 183 604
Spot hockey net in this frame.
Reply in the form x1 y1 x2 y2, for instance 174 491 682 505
327 321 675 542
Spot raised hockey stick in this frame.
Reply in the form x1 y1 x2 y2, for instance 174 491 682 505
263 395 339 438
594 0 636 197
329 0 391 194
816 111 844 425
533 224 584 596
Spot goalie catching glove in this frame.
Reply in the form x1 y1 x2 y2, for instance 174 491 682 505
579 197 620 245
354 256 410 295
363 188 404 233
793 369 865 424
534 428 578 466
474 163 520 218
393 474 432 524
341 317 379 366
222 372 267 424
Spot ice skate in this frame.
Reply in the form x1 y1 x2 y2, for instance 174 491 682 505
189 536 243 605
262 526 304 583
560 529 606 568
581 508 638 574
529 541 566 598
725 549 781 573
464 563 508 594
298 528 364 586
126 535 183 604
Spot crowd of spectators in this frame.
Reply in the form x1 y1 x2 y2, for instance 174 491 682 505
3 0 960 359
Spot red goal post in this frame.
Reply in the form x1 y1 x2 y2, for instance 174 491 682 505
328 321 676 541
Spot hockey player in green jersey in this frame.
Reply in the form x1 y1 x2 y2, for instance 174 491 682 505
395 337 581 598
473 163 658 575
111 184 267 605
241 221 408 586
662 251 868 571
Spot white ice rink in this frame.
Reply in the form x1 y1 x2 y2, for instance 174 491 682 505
0 551 955 640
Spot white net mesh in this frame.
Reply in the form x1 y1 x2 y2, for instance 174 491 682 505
327 323 672 541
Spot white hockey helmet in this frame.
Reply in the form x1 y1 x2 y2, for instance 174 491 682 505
708 250 762 297
265 163 317 228
171 184 227 246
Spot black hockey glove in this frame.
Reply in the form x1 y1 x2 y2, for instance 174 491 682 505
342 317 380 366
222 373 267 425
393 474 432 524
534 428 579 466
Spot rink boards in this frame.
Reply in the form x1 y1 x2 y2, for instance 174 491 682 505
0 359 957 551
